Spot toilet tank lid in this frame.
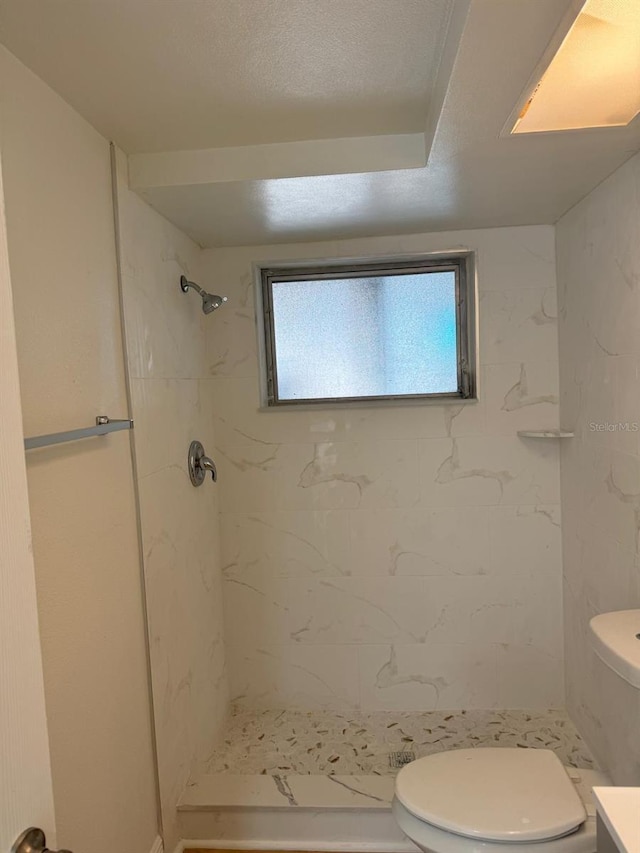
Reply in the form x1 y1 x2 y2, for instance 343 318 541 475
394 748 586 843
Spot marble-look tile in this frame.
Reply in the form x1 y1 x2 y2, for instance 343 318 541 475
223 570 562 655
205 301 258 379
206 707 595 776
512 571 564 655
229 644 360 711
217 436 422 513
348 507 491 576
474 226 557 292
284 576 434 645
135 401 228 848
180 773 396 809
419 436 560 506
610 357 640 457
307 399 486 443
137 460 227 686
119 208 206 381
480 288 558 366
415 574 561 648
217 439 423 514
221 569 290 648
496 644 564 709
222 511 351 578
176 801 415 848
358 644 499 711
581 539 640 615
182 774 294 808
201 224 563 714
579 356 617 445
117 171 229 852
279 441 421 510
488 505 562 576
484 361 559 435
326 225 556 293
210 375 486 447
557 148 640 786
216 442 284 512
211 376 314 447
130 377 214 479
585 447 640 554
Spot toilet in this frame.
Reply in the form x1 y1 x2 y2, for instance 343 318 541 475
393 610 638 853
393 748 604 853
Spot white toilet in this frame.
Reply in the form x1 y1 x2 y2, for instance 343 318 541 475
393 608 640 853
393 747 606 853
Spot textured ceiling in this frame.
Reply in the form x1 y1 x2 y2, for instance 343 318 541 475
0 0 452 152
1 0 640 246
132 0 640 245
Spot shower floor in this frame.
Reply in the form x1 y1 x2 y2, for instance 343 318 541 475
207 708 596 776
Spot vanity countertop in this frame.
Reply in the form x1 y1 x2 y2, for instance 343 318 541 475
593 787 640 853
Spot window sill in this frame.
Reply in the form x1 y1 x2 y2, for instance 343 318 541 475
258 396 480 413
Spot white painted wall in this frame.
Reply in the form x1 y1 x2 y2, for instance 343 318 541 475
201 225 564 711
0 131 56 853
557 149 640 784
113 148 229 853
0 47 158 853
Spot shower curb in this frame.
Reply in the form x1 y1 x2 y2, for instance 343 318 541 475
179 773 395 810
177 772 417 851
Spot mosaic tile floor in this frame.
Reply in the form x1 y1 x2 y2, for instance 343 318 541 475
207 708 596 776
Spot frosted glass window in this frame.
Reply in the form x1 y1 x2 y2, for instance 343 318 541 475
260 256 475 405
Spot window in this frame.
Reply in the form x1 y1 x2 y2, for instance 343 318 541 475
259 254 476 406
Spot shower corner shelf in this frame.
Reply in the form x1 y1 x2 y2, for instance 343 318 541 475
517 429 574 439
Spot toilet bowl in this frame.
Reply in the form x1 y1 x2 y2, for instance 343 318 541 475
393 748 604 853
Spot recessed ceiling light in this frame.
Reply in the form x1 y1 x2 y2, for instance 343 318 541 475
512 0 640 134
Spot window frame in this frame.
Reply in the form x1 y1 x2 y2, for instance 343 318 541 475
258 252 477 408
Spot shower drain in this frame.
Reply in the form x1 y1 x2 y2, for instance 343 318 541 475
389 750 416 768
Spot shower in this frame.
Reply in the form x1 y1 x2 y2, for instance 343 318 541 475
180 275 227 314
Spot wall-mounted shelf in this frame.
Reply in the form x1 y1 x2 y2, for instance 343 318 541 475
517 430 574 439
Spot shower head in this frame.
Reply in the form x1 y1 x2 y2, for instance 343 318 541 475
180 275 227 315
201 293 225 314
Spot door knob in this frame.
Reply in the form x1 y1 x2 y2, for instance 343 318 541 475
12 828 71 853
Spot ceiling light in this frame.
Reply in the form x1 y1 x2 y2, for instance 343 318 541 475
512 0 640 134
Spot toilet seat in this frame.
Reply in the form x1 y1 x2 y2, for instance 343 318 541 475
392 797 596 853
395 749 586 843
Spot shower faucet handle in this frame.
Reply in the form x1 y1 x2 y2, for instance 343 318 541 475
188 440 217 486
199 454 217 481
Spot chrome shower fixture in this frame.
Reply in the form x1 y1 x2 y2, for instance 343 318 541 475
180 275 227 314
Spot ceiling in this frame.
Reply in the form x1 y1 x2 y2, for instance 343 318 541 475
0 0 451 152
1 0 640 247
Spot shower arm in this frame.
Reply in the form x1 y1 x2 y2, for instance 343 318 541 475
180 276 205 297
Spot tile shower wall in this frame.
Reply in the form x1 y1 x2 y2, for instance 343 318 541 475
114 151 228 850
557 150 640 784
201 225 563 711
